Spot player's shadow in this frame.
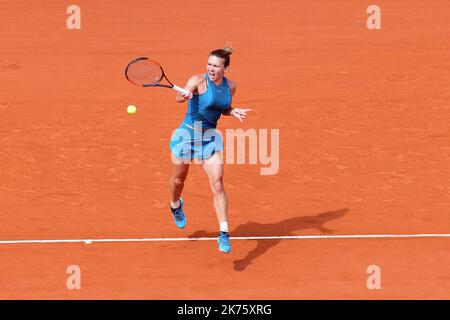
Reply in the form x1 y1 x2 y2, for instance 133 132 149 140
188 208 348 272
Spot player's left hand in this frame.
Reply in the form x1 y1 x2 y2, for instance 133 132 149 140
231 108 252 123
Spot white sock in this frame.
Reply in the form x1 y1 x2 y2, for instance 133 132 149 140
171 199 180 209
219 222 229 233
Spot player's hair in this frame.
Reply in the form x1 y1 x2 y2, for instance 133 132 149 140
209 45 233 67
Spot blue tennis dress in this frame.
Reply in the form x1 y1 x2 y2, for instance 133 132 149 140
170 74 232 159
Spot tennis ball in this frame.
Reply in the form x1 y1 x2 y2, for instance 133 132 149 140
127 105 137 114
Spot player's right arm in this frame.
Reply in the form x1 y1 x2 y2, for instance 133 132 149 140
176 75 202 103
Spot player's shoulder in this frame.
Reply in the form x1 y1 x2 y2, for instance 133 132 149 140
226 78 236 95
226 78 236 89
189 74 206 84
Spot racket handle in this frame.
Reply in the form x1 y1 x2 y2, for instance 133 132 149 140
172 85 193 99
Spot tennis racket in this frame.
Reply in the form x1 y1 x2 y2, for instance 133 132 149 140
125 57 192 98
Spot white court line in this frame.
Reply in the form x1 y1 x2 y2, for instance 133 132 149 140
0 233 450 245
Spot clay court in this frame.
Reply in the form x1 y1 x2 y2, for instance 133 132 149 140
1 0 450 299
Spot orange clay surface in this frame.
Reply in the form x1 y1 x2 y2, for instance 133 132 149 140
1 0 450 299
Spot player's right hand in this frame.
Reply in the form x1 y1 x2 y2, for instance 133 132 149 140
179 90 193 99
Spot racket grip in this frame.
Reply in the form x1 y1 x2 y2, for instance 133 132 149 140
172 85 193 99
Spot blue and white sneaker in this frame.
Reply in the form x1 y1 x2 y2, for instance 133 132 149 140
217 231 231 253
170 197 186 229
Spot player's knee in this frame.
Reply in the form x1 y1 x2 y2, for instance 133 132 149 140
211 179 225 196
171 176 185 187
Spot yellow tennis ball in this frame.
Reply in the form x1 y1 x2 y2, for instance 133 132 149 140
127 105 137 114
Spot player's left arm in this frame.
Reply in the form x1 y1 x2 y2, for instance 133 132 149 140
222 80 236 115
222 80 251 123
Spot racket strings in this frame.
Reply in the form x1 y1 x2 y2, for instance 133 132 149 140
126 59 163 86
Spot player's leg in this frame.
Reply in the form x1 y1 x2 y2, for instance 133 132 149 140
169 153 190 228
202 151 227 226
170 153 190 205
202 151 231 252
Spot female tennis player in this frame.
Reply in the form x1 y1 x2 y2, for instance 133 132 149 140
169 46 251 253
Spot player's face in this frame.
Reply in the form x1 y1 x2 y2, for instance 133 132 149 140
207 55 227 83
